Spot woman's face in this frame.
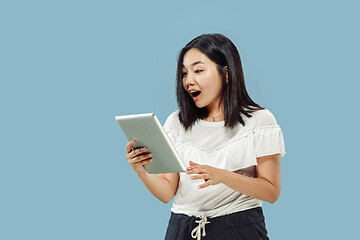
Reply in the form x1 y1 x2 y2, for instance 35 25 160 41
182 48 227 113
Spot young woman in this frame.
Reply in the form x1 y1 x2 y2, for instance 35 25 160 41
125 33 286 240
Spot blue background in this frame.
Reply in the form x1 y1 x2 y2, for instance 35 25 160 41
1 0 359 239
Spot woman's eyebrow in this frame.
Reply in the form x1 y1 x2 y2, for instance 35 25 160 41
182 61 205 68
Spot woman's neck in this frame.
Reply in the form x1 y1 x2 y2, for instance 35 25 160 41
204 110 225 122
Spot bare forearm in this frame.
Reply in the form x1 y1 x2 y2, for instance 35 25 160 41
137 172 174 204
220 169 280 203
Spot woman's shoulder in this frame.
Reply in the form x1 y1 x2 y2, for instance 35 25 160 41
168 109 180 118
165 109 180 124
163 109 181 132
250 108 278 127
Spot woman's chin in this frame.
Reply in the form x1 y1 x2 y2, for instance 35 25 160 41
194 102 204 108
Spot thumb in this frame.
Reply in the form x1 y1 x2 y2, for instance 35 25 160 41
189 161 199 166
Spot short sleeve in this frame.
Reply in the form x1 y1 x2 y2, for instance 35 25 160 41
162 110 180 147
253 109 286 158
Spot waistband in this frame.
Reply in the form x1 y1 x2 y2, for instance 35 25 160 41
168 207 265 232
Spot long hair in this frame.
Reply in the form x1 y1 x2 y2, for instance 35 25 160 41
176 33 265 131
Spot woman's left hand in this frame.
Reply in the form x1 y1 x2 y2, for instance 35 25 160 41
186 161 225 189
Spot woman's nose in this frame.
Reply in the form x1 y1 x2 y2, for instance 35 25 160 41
185 72 196 85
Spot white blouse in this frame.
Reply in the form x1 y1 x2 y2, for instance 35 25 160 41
162 108 286 218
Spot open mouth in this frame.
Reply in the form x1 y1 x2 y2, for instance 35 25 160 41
190 91 201 98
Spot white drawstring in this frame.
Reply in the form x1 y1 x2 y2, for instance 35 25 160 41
191 216 210 240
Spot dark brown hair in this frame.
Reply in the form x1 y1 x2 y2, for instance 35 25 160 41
176 33 264 131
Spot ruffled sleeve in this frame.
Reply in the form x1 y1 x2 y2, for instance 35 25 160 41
253 109 286 158
162 110 180 147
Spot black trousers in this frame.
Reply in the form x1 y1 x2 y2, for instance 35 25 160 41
164 207 269 240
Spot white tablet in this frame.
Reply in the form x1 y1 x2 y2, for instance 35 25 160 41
115 113 186 174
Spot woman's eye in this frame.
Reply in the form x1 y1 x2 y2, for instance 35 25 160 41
195 70 203 74
182 72 187 77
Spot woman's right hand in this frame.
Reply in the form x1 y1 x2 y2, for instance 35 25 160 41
125 140 153 176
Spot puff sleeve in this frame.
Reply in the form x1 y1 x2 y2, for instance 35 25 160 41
162 110 180 147
253 109 286 158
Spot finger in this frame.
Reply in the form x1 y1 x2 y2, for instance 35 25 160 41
129 147 148 159
131 157 153 167
186 168 203 175
187 165 196 171
187 166 205 172
126 139 136 154
190 174 210 180
189 161 199 166
187 164 206 171
198 181 211 189
134 158 153 166
129 153 152 165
